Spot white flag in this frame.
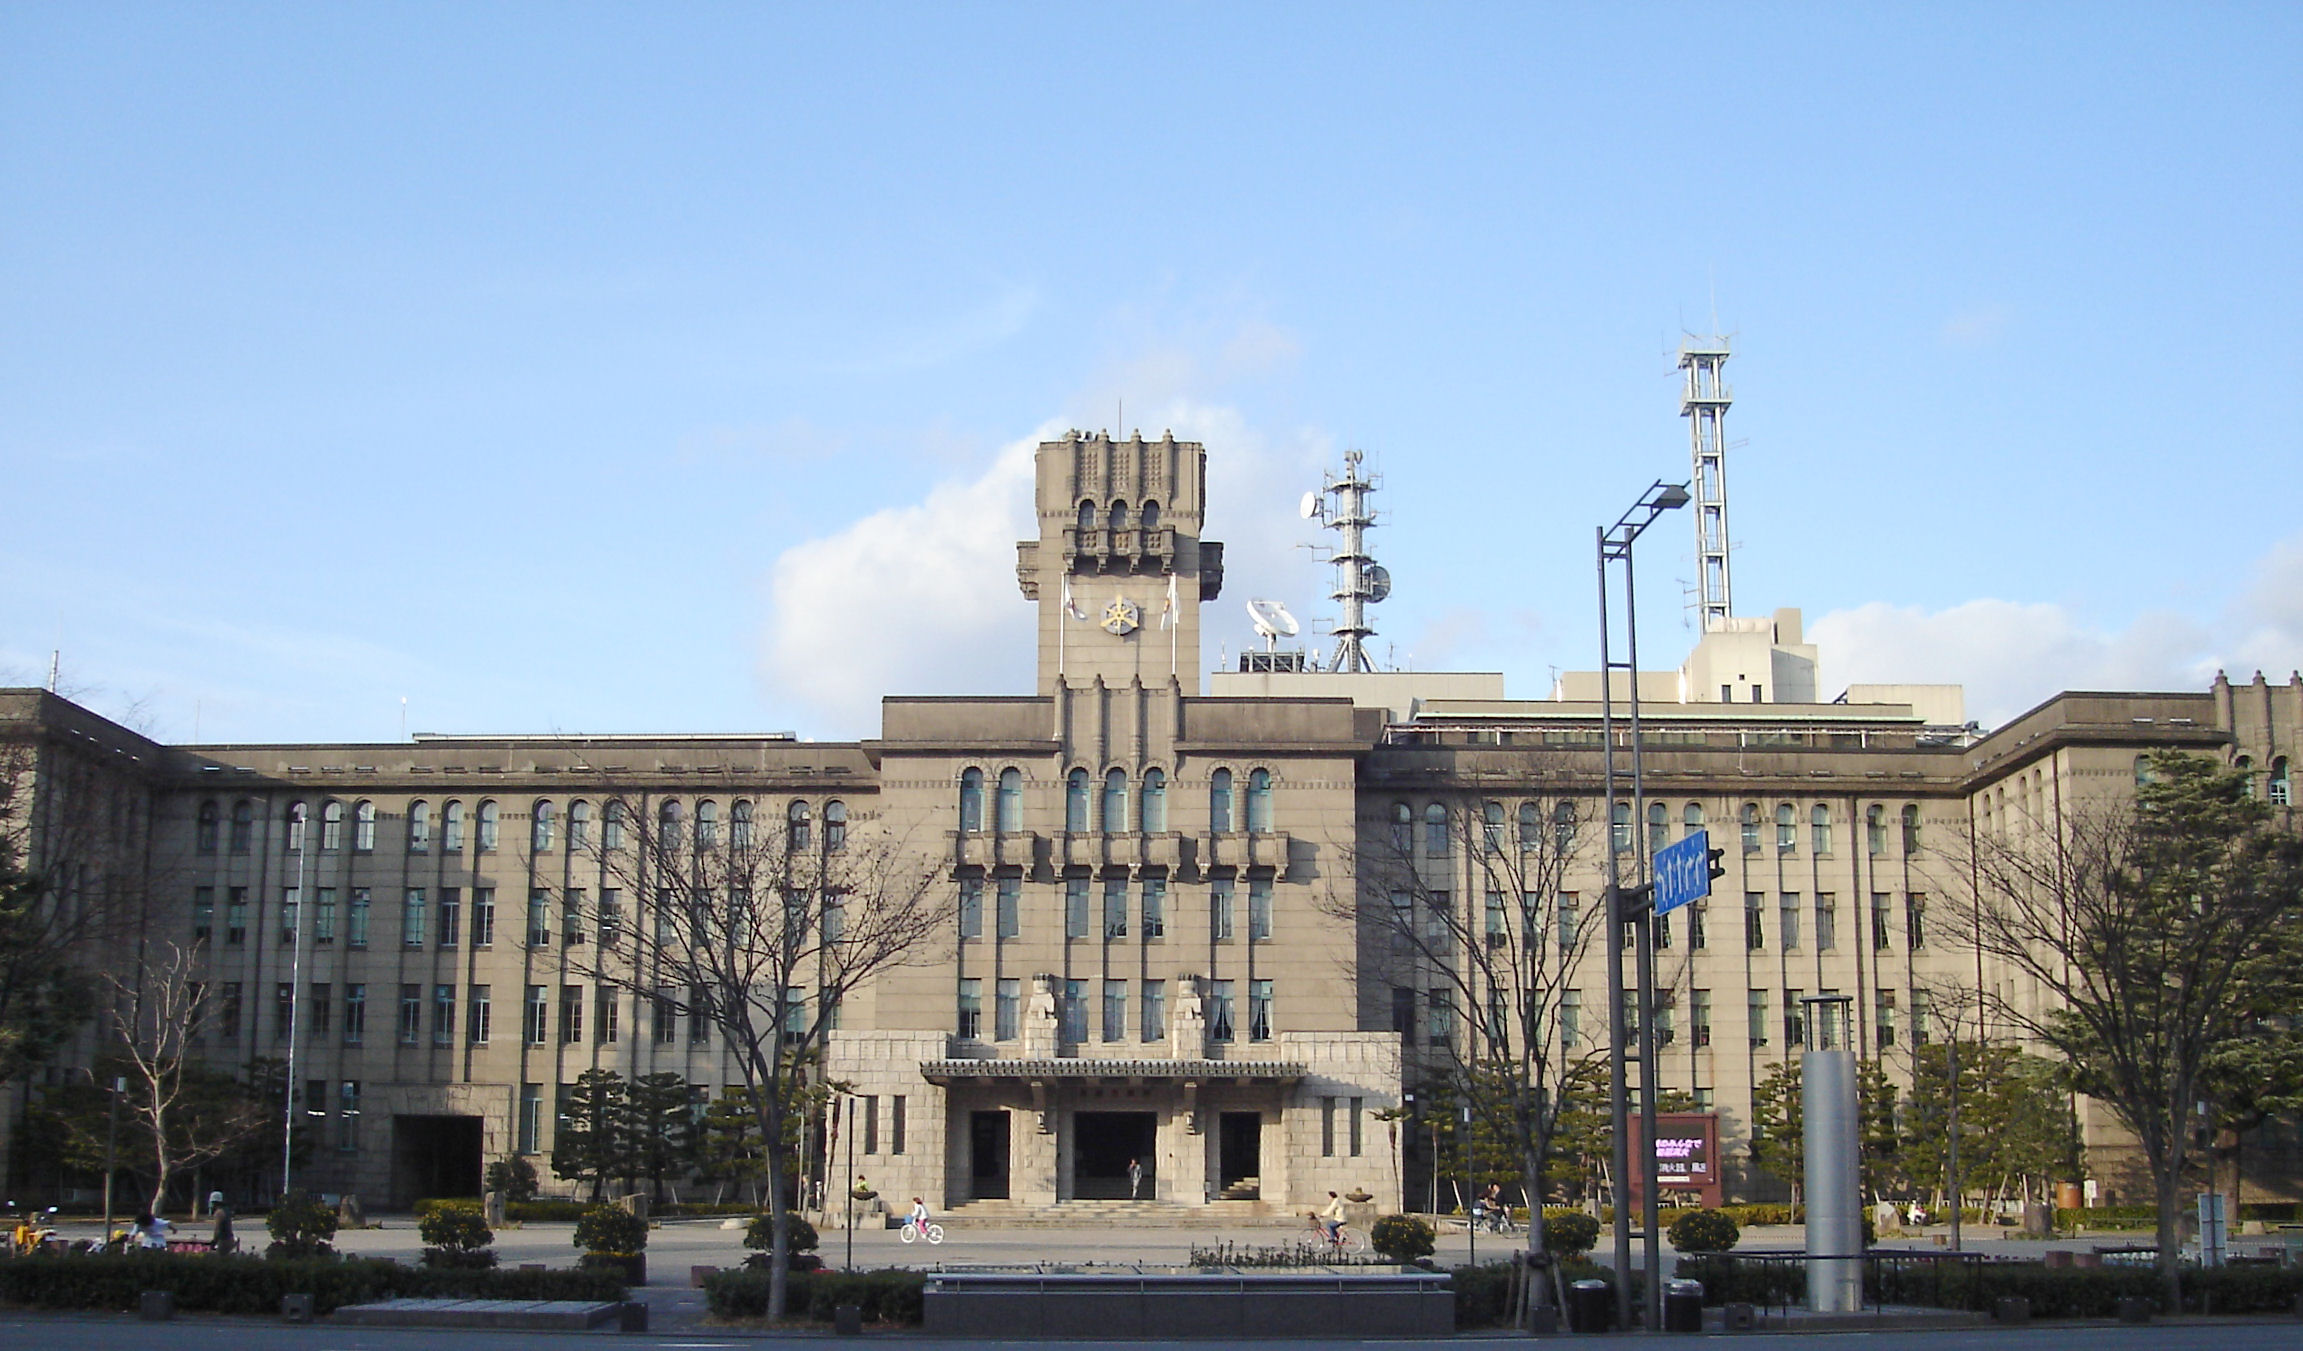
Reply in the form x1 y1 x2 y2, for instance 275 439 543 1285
1063 576 1086 621
1160 573 1178 629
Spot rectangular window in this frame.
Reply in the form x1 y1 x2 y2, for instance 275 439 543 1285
1065 876 1089 939
518 1084 542 1154
1349 1097 1364 1156
1249 978 1273 1040
1060 979 1087 1043
1103 876 1128 938
654 889 675 947
310 982 332 1037
995 874 1021 939
528 889 552 947
1690 900 1707 950
434 984 455 1044
1393 985 1417 1041
1425 890 1452 942
1816 894 1837 951
435 888 457 947
1655 990 1676 1045
863 1095 880 1155
891 1096 906 1155
342 983 365 1045
399 985 422 1044
1744 892 1765 950
468 984 491 1044
1141 876 1166 938
1247 876 1272 941
337 1081 359 1152
1102 979 1127 1041
995 978 1020 1041
1210 877 1234 941
1872 893 1892 951
1140 980 1165 1041
193 887 214 943
957 978 983 1039
219 981 243 1039
275 982 295 1042
958 875 983 939
1655 909 1673 949
1780 893 1801 950
1427 988 1453 1046
1322 1096 1336 1157
561 984 584 1043
348 886 370 945
1784 989 1806 1047
1207 979 1235 1042
312 887 337 944
563 888 587 944
1912 988 1933 1045
1876 990 1898 1048
472 888 496 946
599 888 623 945
226 887 248 945
1906 893 1927 950
653 990 677 1044
1557 893 1579 949
1485 891 1507 949
1748 989 1769 1047
1691 989 1712 1048
598 986 620 1044
694 985 716 1044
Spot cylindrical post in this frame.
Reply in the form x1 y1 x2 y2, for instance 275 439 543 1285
843 1096 856 1270
1802 997 1862 1312
103 1076 122 1244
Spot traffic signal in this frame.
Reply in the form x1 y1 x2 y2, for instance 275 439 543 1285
1706 847 1727 881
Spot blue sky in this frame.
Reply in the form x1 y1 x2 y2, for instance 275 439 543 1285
5 4 2298 744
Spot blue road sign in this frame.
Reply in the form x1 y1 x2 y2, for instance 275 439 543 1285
1653 829 1713 917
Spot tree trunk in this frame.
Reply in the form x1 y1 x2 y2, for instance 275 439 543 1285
2152 1154 2183 1314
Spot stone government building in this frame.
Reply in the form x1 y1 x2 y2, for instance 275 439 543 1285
5 430 2299 1215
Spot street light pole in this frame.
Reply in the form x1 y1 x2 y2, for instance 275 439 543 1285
1598 481 1690 1330
102 1075 123 1244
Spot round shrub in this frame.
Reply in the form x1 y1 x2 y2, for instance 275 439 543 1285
1541 1208 1602 1257
1369 1213 1435 1262
484 1156 540 1203
573 1204 649 1256
1667 1208 1740 1254
744 1213 820 1253
419 1202 498 1268
265 1190 338 1260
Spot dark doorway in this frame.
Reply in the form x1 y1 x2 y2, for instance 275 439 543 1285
969 1111 1011 1201
1218 1111 1262 1197
1072 1111 1156 1200
391 1115 483 1206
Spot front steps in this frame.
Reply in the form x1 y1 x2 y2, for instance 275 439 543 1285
940 1197 1298 1229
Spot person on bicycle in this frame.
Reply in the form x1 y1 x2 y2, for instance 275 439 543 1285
1319 1191 1345 1244
907 1196 931 1234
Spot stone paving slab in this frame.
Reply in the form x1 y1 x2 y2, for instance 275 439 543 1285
332 1298 624 1330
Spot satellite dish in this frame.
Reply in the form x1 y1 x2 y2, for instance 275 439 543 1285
1246 598 1300 642
1299 490 1323 520
1363 564 1391 603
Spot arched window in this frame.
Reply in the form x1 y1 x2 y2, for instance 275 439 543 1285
658 799 681 846
1865 805 1885 856
1484 801 1505 852
1209 769 1234 833
602 800 625 850
354 800 376 851
1141 769 1167 832
2271 757 2292 807
696 800 719 847
725 800 748 848
196 801 220 853
1900 804 1923 855
997 768 1024 834
958 769 984 833
322 800 345 851
285 801 308 853
1390 802 1412 853
1774 803 1796 853
1424 802 1450 855
407 800 431 852
1647 802 1669 854
531 801 554 853
1683 802 1705 837
1739 802 1760 853
1610 801 1631 854
1553 800 1577 852
1066 769 1090 833
443 801 465 851
1099 769 1128 832
568 800 590 850
228 799 254 854
1518 802 1539 850
476 800 498 852
1246 769 1273 834
1140 500 1160 530
825 800 848 851
1077 500 1097 532
787 800 811 852
1811 804 1832 855
1108 499 1130 530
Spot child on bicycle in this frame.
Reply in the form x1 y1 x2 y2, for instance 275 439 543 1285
908 1196 931 1232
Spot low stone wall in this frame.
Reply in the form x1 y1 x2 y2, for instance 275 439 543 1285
922 1271 1452 1338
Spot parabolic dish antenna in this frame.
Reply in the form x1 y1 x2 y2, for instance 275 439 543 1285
1299 490 1322 520
1246 598 1301 641
1364 564 1391 603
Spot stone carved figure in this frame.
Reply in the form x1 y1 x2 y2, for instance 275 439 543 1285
1022 974 1061 1059
1170 976 1205 1060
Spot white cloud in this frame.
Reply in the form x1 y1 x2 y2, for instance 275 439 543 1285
1812 535 2303 729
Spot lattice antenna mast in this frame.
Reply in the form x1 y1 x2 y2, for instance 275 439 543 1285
1680 335 1734 631
1312 449 1386 673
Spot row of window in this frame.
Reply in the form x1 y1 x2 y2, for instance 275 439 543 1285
1389 888 1928 956
1385 799 1927 859
1075 498 1162 532
954 976 1273 1043
194 797 848 857
195 882 840 952
2230 754 2294 805
957 874 1274 942
958 768 1274 835
198 978 808 1052
1387 983 1944 1051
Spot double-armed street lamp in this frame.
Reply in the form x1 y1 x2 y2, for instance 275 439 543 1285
1597 480 1690 1330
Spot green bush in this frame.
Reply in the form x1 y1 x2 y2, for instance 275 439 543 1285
660 1201 763 1217
265 1189 338 1260
1369 1213 1436 1262
1540 1208 1601 1257
573 1203 648 1255
418 1200 497 1269
1449 1258 1611 1329
1674 1254 1805 1308
2054 1204 2160 1231
0 1253 623 1315
484 1156 540 1202
702 1268 925 1324
411 1196 482 1218
743 1213 820 1252
1667 1208 1741 1253
506 1198 594 1223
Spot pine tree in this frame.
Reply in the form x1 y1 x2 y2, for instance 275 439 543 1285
551 1068 627 1201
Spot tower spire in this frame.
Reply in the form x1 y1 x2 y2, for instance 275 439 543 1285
1315 449 1384 672
1680 335 1734 631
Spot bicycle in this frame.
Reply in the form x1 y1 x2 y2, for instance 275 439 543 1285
1471 1205 1521 1237
899 1216 945 1245
1305 1212 1365 1257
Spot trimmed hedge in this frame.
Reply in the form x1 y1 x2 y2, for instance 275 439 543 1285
507 1199 594 1223
0 1253 624 1315
702 1268 924 1324
1675 1255 2303 1317
1449 1259 1610 1329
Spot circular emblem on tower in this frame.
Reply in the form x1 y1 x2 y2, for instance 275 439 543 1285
1101 597 1141 636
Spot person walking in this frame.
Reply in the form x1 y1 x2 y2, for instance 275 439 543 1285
137 1212 173 1251
1127 1158 1143 1200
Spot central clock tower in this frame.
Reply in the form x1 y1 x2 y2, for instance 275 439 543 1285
1015 430 1223 696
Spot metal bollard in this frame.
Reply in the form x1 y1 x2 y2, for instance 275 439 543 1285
834 1303 863 1336
139 1291 176 1321
281 1293 315 1323
618 1301 650 1332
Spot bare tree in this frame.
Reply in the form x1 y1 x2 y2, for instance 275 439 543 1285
1954 751 2303 1308
570 786 953 1320
1334 766 1600 1326
104 940 269 1213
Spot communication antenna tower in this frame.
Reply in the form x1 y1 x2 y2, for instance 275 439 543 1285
1680 334 1734 631
1302 449 1389 672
